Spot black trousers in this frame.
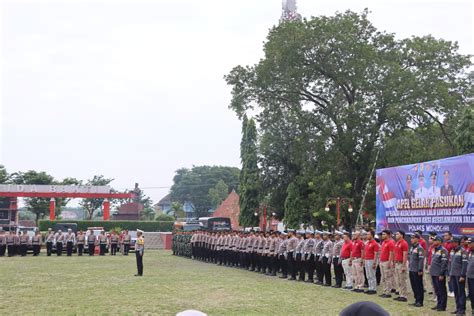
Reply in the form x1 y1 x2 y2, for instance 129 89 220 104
315 255 324 283
111 243 117 255
136 251 144 275
123 244 130 255
88 243 95 256
322 257 331 285
468 278 474 312
46 242 53 256
77 244 84 256
333 257 343 286
100 244 106 255
409 271 424 304
7 244 15 256
20 244 27 256
451 275 466 313
56 242 63 256
279 254 288 276
0 245 6 256
33 244 40 256
305 254 315 281
66 241 73 256
288 252 295 279
432 276 447 310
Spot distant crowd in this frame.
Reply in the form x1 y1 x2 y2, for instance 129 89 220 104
0 228 134 257
173 229 474 315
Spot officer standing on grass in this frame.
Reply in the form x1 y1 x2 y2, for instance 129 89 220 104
135 229 145 276
76 231 85 256
430 236 449 312
31 230 42 256
46 228 54 256
408 233 425 307
7 230 15 256
466 238 474 315
122 230 131 255
65 229 76 256
99 231 107 256
448 237 468 315
55 230 65 256
110 231 119 255
87 229 96 256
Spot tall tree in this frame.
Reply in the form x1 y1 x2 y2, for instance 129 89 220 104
79 175 114 220
208 180 229 208
170 166 240 217
10 171 55 224
456 106 474 155
225 10 472 225
239 118 260 227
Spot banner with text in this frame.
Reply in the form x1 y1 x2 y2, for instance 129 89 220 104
376 153 474 235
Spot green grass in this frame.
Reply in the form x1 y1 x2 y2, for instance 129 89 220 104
0 251 458 315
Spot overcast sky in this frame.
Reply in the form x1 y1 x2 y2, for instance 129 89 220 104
1 0 472 205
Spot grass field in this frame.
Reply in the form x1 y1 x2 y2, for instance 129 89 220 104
0 250 460 315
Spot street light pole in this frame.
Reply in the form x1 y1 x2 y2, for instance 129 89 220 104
325 197 353 228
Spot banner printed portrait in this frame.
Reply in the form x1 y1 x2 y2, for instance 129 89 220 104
376 153 474 235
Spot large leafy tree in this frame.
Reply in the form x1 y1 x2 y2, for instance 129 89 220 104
208 180 229 208
456 106 474 155
239 118 261 227
225 10 472 227
79 175 114 219
170 166 240 217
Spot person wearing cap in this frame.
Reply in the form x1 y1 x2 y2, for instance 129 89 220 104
332 231 344 288
415 173 429 199
430 235 449 312
76 231 85 256
321 232 334 286
408 233 425 307
87 229 96 256
428 171 441 198
466 238 474 315
19 231 29 257
277 232 288 278
393 230 408 302
65 228 76 256
314 231 324 285
122 230 131 255
45 228 54 256
286 230 298 280
135 230 145 276
303 231 316 283
379 230 395 298
448 237 468 315
109 230 119 256
6 230 16 256
98 230 108 256
294 231 305 281
441 170 454 196
55 230 65 256
340 231 353 290
404 175 415 200
350 231 365 292
31 230 42 256
0 229 6 257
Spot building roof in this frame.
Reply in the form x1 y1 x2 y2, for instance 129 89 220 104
156 194 171 206
212 190 241 230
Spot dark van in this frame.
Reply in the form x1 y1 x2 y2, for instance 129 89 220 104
53 223 78 233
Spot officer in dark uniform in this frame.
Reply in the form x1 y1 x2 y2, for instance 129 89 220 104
466 238 474 315
404 175 415 199
408 233 425 307
441 170 455 196
430 236 449 312
448 237 468 315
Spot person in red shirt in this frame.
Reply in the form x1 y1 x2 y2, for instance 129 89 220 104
363 230 380 294
379 230 395 298
415 230 427 251
426 233 437 301
340 231 353 289
393 230 409 302
350 231 365 292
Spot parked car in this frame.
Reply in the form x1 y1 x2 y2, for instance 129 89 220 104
128 230 137 252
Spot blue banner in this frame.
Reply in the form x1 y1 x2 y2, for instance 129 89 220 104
376 153 474 235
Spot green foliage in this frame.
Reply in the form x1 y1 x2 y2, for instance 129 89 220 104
239 118 261 227
155 213 176 222
39 220 173 232
456 106 474 154
208 180 229 208
170 165 240 217
140 207 156 221
79 175 115 219
169 202 185 219
225 9 472 229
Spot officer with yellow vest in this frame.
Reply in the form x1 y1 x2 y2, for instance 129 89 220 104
135 230 145 276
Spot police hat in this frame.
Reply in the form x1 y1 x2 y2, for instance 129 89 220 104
314 230 322 235
468 238 472 243
335 230 344 236
296 230 305 235
322 231 330 236
434 236 442 242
